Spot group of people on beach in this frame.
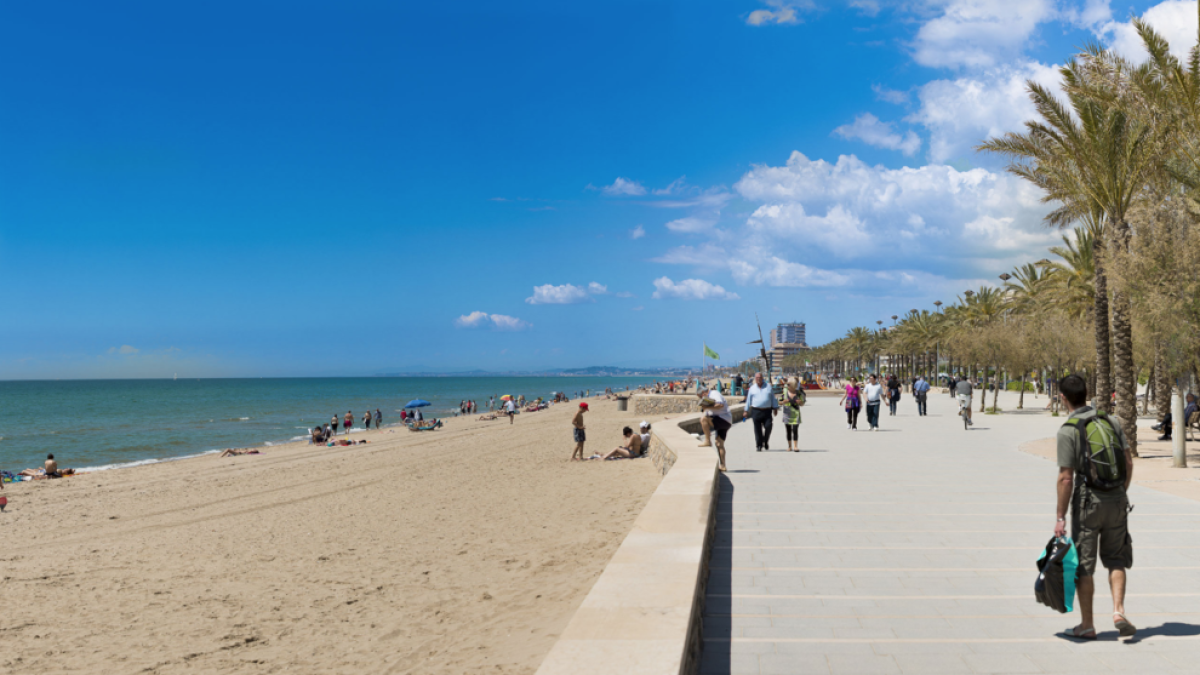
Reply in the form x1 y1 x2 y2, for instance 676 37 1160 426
569 401 652 461
310 408 384 444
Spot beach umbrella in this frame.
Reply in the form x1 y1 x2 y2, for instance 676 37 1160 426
500 395 513 401
405 399 431 408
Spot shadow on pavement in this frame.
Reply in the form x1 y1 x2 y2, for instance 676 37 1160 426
698 472 734 674
1127 622 1200 642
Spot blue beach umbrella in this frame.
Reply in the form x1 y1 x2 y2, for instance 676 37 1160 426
405 399 431 408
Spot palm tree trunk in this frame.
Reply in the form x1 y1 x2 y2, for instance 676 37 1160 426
1018 374 1026 409
1093 237 1113 414
992 366 1000 411
1154 342 1171 422
1109 222 1137 457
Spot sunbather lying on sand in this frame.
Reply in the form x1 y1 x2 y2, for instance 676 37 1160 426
219 448 262 457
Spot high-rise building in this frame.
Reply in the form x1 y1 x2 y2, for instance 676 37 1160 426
771 322 806 347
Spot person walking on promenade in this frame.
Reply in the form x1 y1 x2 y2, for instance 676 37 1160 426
913 375 930 416
781 378 805 452
1054 373 1137 640
697 385 731 472
956 377 974 426
743 372 779 451
571 402 588 461
840 377 862 430
886 375 901 416
863 374 886 431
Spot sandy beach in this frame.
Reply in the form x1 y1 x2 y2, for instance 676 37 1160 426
0 396 667 674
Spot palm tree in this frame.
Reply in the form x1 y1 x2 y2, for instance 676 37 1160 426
979 53 1159 455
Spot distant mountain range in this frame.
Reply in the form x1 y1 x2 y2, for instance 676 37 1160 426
374 364 696 377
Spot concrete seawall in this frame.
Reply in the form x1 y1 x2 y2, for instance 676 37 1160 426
534 404 744 675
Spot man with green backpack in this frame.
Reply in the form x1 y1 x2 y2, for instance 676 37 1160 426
1053 374 1136 640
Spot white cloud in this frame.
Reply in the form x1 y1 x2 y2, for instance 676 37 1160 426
732 150 1056 266
630 225 646 239
872 84 909 104
833 113 922 156
729 254 851 288
653 177 687 195
908 60 1060 163
850 0 881 17
587 282 608 294
455 311 532 331
601 177 647 196
1101 0 1199 63
454 311 491 328
746 203 871 253
747 0 805 26
108 345 140 355
525 283 593 305
652 277 740 301
1064 0 1112 29
665 215 717 233
489 314 532 331
912 0 1057 69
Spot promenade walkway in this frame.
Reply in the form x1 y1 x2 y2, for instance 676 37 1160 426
699 391 1200 674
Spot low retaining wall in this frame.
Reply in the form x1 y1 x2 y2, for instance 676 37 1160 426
534 407 741 675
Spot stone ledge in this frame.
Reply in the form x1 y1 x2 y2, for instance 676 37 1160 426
534 407 735 675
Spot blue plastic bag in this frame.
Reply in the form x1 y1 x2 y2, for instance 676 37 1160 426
1035 536 1078 613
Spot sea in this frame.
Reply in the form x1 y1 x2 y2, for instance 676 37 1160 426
0 376 660 474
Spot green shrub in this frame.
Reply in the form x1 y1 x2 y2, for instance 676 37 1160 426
1006 381 1034 392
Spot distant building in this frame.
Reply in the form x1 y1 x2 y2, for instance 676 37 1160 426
770 322 807 348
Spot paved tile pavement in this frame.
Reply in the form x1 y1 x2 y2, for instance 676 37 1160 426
697 391 1200 674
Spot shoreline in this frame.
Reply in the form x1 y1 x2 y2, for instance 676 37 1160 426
1 376 664 477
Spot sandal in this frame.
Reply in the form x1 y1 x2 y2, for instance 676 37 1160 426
1114 612 1137 637
1062 625 1096 640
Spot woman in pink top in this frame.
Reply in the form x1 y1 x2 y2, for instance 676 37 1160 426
838 377 862 430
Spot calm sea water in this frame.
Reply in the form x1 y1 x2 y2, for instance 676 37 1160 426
0 377 657 473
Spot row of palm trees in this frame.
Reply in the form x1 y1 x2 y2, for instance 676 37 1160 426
808 16 1200 458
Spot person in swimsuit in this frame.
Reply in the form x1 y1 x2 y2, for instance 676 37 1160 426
363 411 372 429
344 411 353 434
375 409 383 428
595 427 643 460
331 415 339 435
44 454 61 478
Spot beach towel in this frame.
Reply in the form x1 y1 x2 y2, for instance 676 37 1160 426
1035 536 1078 613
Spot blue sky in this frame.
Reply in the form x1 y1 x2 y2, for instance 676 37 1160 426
0 0 1191 377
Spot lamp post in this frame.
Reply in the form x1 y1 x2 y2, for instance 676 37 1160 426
997 273 1012 390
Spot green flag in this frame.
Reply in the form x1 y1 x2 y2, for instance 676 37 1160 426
704 344 720 360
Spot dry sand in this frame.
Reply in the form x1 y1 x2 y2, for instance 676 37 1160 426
0 397 670 674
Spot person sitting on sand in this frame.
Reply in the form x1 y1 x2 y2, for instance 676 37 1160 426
311 427 324 444
593 427 642 460
44 454 61 477
219 448 261 457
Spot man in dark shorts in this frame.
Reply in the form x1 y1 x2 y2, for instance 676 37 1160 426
698 386 732 472
571 402 588 461
1054 374 1136 640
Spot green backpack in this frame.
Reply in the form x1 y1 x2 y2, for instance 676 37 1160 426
1062 410 1127 491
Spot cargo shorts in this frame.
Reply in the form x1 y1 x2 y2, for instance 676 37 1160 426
1071 487 1133 577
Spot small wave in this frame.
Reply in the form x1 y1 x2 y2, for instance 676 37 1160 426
76 449 222 474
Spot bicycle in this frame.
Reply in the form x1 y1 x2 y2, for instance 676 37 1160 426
958 396 972 430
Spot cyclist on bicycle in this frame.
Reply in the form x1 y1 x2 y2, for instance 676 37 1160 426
956 377 975 426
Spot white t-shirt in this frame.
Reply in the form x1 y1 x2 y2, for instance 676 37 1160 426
864 383 884 403
505 401 515 413
706 390 733 424
640 432 651 448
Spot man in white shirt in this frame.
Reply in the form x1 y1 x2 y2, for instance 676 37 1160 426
863 374 886 430
698 386 732 472
743 372 779 451
505 398 516 424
